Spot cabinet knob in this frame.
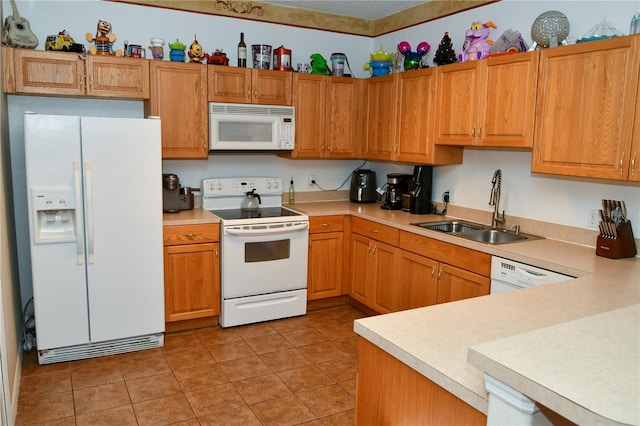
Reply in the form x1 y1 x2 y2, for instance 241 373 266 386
620 151 625 176
631 152 636 177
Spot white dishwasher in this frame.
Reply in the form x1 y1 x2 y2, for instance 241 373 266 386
490 256 575 294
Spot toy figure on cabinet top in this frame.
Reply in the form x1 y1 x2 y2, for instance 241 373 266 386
397 41 430 71
86 20 122 56
188 35 208 63
457 20 497 62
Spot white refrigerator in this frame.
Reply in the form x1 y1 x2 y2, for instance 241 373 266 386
24 113 165 364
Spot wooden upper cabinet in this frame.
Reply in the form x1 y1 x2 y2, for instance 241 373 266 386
289 74 358 159
207 66 292 105
532 36 640 180
362 74 398 160
436 51 538 148
85 55 150 98
630 92 640 182
3 47 149 99
147 61 208 159
396 68 463 164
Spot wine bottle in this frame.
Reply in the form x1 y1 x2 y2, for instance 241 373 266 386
237 32 247 67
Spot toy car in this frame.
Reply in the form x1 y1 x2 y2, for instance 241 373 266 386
45 34 84 53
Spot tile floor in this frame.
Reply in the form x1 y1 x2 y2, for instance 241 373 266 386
15 304 369 425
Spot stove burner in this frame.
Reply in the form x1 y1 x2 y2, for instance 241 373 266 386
210 207 302 220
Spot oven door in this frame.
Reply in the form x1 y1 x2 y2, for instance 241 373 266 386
221 221 309 299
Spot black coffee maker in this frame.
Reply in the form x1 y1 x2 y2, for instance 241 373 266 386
402 165 433 214
381 173 412 210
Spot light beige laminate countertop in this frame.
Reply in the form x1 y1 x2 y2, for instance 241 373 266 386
163 202 639 424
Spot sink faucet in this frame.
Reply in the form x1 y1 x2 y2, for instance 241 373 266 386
489 169 505 228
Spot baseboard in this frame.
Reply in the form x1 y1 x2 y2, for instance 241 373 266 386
8 350 21 426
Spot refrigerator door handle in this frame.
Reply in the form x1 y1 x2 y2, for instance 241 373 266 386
85 161 95 264
73 161 84 265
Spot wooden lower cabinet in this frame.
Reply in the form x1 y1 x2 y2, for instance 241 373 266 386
356 338 486 425
163 224 220 322
395 249 438 311
436 263 490 304
307 216 345 300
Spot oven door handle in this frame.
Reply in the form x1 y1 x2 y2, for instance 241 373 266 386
224 222 309 236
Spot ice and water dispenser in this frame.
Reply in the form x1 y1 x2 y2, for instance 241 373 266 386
31 187 77 244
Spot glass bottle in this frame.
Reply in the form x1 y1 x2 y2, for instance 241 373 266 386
237 32 247 67
289 177 295 204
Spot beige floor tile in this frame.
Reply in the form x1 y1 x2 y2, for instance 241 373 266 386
15 392 74 425
31 416 77 425
297 384 354 418
19 369 71 400
277 365 333 393
165 346 215 371
206 339 256 363
332 336 359 358
20 351 70 378
126 371 182 403
73 381 131 414
70 355 119 370
218 355 273 382
250 394 316 426
194 326 241 345
298 341 349 364
75 404 138 425
259 348 313 373
133 393 195 425
198 404 262 425
233 322 277 340
233 373 293 404
71 362 123 389
119 352 171 380
269 316 311 333
280 328 329 347
320 408 356 425
316 321 358 340
338 378 357 397
318 356 357 382
163 331 202 353
244 333 294 354
173 363 229 391
185 382 248 417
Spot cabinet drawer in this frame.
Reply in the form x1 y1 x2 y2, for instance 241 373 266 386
309 215 344 233
163 224 219 245
352 217 399 246
399 230 490 276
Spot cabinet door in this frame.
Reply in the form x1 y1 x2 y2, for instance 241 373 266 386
435 61 480 146
396 67 437 163
371 241 398 314
308 231 343 300
395 250 438 311
148 61 208 159
11 48 84 96
480 51 538 147
252 69 292 105
532 36 639 179
85 55 149 99
362 74 397 160
291 73 326 158
436 263 489 304
630 93 640 182
350 234 373 306
164 242 219 322
207 66 252 103
326 76 359 158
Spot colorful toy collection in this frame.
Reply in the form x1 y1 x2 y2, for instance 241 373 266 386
42 12 572 74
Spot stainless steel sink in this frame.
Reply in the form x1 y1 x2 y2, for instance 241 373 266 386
411 220 542 245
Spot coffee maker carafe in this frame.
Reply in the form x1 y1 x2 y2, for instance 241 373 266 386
381 173 412 210
403 165 433 214
163 173 181 213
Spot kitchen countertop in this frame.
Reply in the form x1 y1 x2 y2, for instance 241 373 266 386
163 201 639 424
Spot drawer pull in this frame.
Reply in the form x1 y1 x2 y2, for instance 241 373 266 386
369 228 378 233
320 223 330 227
184 233 199 238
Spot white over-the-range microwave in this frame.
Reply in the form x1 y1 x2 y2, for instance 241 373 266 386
209 102 295 151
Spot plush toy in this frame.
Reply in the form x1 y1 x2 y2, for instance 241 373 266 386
188 35 208 63
457 21 497 62
397 41 430 71
86 20 122 56
310 53 329 75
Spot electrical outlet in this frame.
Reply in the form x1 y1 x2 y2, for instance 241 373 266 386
444 190 455 203
587 209 599 229
308 174 316 186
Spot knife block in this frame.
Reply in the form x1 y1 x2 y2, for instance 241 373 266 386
596 221 637 259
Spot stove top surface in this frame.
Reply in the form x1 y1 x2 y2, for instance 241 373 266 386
210 206 303 220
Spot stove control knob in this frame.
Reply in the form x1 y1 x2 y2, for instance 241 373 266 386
266 181 272 189
273 180 279 189
216 182 223 190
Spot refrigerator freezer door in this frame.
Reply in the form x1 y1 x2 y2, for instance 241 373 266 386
25 114 89 349
80 117 164 343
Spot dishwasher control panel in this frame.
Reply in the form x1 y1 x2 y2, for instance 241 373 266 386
491 256 574 292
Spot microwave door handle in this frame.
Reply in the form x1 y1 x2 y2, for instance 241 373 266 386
224 222 308 236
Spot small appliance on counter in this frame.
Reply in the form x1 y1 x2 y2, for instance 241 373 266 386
163 173 197 213
350 169 377 203
403 165 433 214
381 173 412 210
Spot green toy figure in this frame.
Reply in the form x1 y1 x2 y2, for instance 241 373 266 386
310 53 329 75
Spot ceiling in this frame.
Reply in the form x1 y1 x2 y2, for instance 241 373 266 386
260 1 427 21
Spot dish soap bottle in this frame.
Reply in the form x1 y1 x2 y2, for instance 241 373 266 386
289 177 295 205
